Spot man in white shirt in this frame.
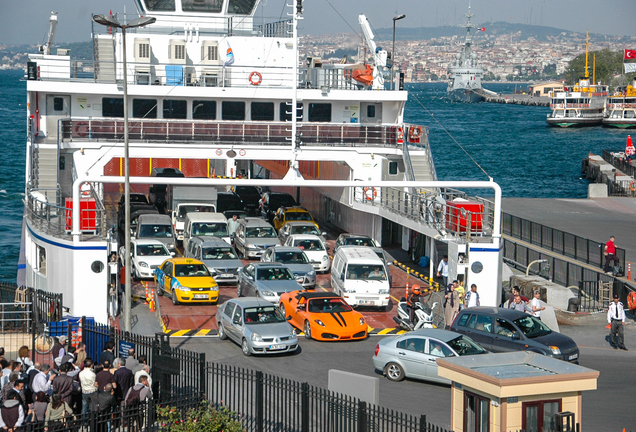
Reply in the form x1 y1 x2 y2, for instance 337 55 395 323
79 358 98 414
30 363 53 395
531 290 546 320
436 255 449 288
607 294 627 350
134 365 152 392
464 284 480 308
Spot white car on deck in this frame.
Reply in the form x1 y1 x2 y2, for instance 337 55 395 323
283 234 331 272
119 239 174 280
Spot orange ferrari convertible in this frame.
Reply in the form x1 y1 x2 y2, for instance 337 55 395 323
279 291 368 341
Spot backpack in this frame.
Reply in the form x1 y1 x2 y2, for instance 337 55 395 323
125 386 143 406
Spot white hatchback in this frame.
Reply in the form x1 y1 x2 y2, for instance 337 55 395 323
284 234 331 272
119 239 174 280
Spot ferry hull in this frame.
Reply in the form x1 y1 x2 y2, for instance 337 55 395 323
546 117 603 127
602 119 636 129
447 88 484 103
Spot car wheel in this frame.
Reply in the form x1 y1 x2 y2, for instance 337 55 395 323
218 323 227 340
171 289 179 305
384 302 391 312
384 362 405 382
241 338 251 356
304 320 312 340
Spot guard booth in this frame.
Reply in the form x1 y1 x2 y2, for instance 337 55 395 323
437 352 599 432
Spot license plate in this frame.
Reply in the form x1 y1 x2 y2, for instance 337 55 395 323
269 344 286 350
194 294 207 299
358 300 374 305
220 274 232 278
568 353 578 360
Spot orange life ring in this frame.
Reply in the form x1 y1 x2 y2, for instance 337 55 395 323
75 121 89 137
364 187 377 201
249 71 262 86
396 126 404 144
409 126 422 140
630 181 636 192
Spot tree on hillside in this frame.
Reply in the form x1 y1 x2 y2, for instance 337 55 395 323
564 49 635 87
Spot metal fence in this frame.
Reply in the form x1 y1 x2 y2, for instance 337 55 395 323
602 149 636 179
502 213 626 269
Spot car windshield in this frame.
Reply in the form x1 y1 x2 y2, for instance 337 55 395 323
175 264 210 277
202 247 237 260
243 306 286 324
291 225 320 236
295 240 324 251
346 264 387 281
192 222 228 237
513 316 552 338
271 196 297 208
178 205 215 221
246 227 276 238
130 194 148 204
139 225 173 238
345 237 374 247
256 267 294 281
307 298 352 313
286 212 312 221
447 335 487 356
136 244 170 256
274 251 308 264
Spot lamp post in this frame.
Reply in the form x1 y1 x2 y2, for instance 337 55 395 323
392 14 406 90
92 14 156 332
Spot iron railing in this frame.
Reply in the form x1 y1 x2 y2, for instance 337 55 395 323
603 149 636 179
502 213 626 269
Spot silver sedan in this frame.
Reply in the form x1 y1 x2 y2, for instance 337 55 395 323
216 297 298 356
372 328 486 384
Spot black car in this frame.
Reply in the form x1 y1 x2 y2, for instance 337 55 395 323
232 185 262 215
449 307 580 363
217 192 245 217
260 192 297 223
149 167 184 213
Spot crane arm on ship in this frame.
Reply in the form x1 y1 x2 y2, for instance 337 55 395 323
358 14 387 90
40 12 58 55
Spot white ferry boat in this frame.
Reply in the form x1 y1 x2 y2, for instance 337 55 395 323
447 5 485 103
21 0 504 323
547 33 608 127
603 79 636 128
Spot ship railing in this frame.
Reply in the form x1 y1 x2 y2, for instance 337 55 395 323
353 186 495 239
25 187 107 241
60 118 403 148
256 19 293 38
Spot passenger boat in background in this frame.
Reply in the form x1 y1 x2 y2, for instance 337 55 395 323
603 79 636 128
21 0 503 323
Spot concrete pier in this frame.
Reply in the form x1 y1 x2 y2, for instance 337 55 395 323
483 93 550 106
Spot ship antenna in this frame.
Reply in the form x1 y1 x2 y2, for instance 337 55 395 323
584 30 589 79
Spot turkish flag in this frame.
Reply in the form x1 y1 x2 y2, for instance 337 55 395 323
624 49 636 59
478 27 486 32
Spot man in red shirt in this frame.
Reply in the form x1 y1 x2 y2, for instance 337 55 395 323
604 236 619 273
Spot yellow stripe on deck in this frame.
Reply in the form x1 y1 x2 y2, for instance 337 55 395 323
193 329 212 337
170 329 191 337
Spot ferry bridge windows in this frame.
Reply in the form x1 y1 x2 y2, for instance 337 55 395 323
222 101 246 121
182 0 223 13
102 98 124 118
279 103 303 122
251 102 274 121
133 99 158 119
163 100 187 119
193 100 216 120
228 0 258 14
144 0 176 11
308 103 332 122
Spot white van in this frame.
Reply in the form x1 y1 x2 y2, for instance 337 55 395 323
183 212 230 252
331 247 391 311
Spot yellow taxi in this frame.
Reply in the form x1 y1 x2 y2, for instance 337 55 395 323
273 207 319 231
155 258 219 305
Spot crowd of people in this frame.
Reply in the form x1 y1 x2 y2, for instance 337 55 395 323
0 340 153 431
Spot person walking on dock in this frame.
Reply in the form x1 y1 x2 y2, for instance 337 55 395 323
465 284 480 308
608 294 627 350
444 281 460 327
436 255 449 288
603 236 619 274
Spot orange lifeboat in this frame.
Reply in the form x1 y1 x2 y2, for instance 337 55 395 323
351 64 374 86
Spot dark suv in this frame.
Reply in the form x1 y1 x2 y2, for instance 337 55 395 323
449 307 579 363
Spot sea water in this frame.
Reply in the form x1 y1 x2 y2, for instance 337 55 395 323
0 71 630 282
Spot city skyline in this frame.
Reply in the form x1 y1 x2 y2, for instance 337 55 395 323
0 0 635 46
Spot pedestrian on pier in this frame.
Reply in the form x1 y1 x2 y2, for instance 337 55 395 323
436 255 449 288
608 294 627 350
603 236 620 274
444 281 460 327
531 290 546 320
465 284 480 308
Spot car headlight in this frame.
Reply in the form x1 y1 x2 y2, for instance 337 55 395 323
322 255 329 262
314 319 325 327
379 289 389 294
174 281 190 292
168 243 175 249
139 262 149 268
295 276 304 283
359 317 365 326
549 346 561 355
251 333 263 342
307 271 316 277
290 328 297 337
210 285 219 291
261 290 275 297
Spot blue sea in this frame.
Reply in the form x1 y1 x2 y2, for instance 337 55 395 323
0 70 630 282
